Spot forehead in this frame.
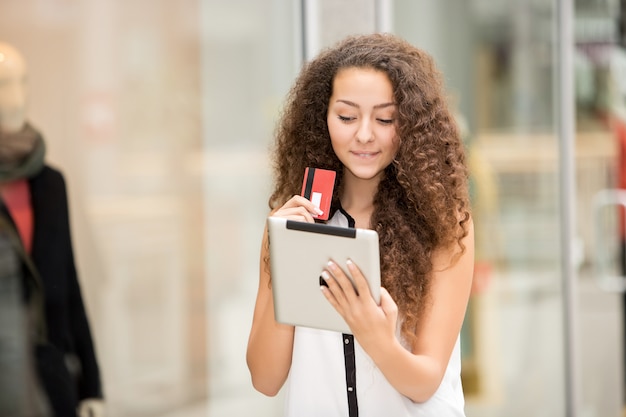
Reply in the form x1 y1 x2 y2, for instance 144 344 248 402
331 67 394 103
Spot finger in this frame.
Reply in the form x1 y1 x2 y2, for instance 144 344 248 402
379 287 398 319
284 195 325 217
320 270 346 312
274 206 315 223
321 269 347 304
346 259 372 299
326 260 358 301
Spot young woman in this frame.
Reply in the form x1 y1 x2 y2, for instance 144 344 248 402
246 33 474 417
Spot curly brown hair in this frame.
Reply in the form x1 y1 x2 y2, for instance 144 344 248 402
268 33 471 344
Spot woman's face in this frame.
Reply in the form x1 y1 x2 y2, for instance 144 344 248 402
327 67 398 185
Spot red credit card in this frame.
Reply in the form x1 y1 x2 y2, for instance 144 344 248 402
301 167 336 221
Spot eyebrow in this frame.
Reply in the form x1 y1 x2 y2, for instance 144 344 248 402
335 99 396 109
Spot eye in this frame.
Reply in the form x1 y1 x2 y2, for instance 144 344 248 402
338 115 355 122
377 118 394 125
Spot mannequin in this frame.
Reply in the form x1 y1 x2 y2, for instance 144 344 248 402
0 41 104 417
608 45 626 402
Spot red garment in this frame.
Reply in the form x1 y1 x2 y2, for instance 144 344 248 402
616 117 626 239
0 179 34 253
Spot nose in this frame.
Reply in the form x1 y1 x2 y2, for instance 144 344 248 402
355 119 373 143
9 85 25 109
0 79 28 133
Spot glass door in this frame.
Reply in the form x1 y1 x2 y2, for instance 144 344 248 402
393 0 622 416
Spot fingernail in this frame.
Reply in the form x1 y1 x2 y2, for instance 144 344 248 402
315 208 324 215
321 270 330 280
327 261 335 270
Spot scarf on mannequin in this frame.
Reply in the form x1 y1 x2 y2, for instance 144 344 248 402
0 122 45 182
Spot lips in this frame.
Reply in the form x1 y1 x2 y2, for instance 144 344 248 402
351 151 380 158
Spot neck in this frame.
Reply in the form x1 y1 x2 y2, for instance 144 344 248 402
0 123 45 182
339 172 380 228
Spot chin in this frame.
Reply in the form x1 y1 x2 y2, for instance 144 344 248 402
350 169 384 181
0 112 26 133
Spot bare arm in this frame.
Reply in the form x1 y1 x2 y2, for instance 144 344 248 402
246 195 323 396
321 218 475 402
245 225 295 396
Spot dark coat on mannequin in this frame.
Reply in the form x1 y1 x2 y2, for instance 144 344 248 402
2 164 103 416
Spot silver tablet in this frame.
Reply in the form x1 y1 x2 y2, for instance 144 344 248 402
267 216 381 334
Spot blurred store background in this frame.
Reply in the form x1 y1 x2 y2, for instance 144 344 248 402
0 0 624 416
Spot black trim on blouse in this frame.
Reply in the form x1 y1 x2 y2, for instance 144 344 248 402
338 207 359 417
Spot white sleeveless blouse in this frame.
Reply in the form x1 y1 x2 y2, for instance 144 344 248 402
282 210 466 417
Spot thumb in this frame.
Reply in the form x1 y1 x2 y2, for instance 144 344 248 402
379 287 398 319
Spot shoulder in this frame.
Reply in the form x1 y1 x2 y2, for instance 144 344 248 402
28 165 70 208
36 164 65 181
30 164 67 190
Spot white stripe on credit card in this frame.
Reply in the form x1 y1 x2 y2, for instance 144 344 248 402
311 192 322 209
